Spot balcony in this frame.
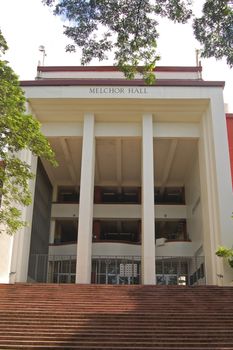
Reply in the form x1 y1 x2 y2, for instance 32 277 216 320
156 240 195 257
28 254 205 286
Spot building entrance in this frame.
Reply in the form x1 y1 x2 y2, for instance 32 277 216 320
91 257 141 285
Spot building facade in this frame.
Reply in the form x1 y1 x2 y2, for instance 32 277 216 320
0 66 233 286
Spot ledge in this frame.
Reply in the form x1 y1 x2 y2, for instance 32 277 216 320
37 65 203 73
20 79 225 88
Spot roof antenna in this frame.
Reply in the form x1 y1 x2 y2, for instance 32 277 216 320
195 49 202 79
195 49 201 67
38 45 47 66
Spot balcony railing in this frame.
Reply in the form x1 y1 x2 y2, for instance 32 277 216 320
28 254 205 286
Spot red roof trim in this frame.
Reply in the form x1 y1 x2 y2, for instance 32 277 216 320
20 78 224 88
37 65 202 73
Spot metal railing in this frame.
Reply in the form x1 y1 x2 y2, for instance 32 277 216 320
92 256 141 285
28 254 205 285
28 254 76 283
156 256 205 286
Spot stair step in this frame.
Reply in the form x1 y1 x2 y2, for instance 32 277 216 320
0 284 232 349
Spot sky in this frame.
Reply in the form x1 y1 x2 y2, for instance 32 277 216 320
0 0 232 111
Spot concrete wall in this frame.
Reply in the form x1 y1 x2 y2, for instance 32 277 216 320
48 241 197 258
51 203 187 220
0 228 13 283
185 153 203 251
28 160 53 281
226 116 233 188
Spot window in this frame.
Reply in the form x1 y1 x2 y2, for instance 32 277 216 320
98 220 140 242
54 220 78 244
154 187 185 204
57 187 79 203
48 259 76 283
156 259 189 285
155 219 188 241
96 187 140 204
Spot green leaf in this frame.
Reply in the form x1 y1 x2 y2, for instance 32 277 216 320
0 30 57 235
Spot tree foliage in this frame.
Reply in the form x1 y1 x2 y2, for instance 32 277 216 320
216 246 233 269
193 0 233 66
42 0 233 82
0 30 57 235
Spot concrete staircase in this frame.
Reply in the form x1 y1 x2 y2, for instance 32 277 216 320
0 284 233 349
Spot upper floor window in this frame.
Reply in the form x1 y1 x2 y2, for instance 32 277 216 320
57 186 79 203
154 187 185 204
54 220 78 244
93 219 140 243
94 187 140 204
155 219 188 241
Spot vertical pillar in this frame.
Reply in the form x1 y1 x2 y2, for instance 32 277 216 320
10 151 38 283
141 113 156 284
76 113 95 284
199 96 233 286
0 230 13 283
49 220 55 244
198 112 217 285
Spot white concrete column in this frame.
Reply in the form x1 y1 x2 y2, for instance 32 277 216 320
49 220 55 244
205 95 233 285
9 151 38 283
0 230 13 283
199 95 233 285
141 113 156 284
76 113 95 284
199 112 219 285
210 95 233 244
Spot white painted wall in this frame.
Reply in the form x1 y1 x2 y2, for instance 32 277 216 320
51 203 187 219
95 123 141 137
49 243 76 256
92 242 140 256
155 205 187 219
185 153 203 247
0 228 13 283
198 100 233 286
22 85 220 101
153 123 200 138
156 241 196 257
48 241 197 258
9 152 38 283
41 121 200 139
38 70 199 80
41 123 83 137
51 204 79 218
209 94 233 285
94 204 141 219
